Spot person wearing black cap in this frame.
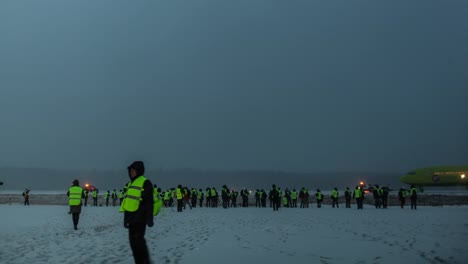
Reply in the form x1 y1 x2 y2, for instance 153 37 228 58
67 179 85 230
120 161 154 264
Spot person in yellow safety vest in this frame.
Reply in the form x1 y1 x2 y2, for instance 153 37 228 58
176 185 183 212
331 187 339 208
191 188 198 208
373 185 383 209
210 187 218 207
315 189 323 208
84 189 89 207
282 195 288 207
104 190 110 207
92 189 98 206
353 186 364 210
118 189 124 206
119 161 154 264
291 189 298 208
205 187 211 207
67 179 85 230
410 185 417 210
153 185 163 216
163 190 170 207
398 187 407 209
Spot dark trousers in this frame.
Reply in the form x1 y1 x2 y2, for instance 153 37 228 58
292 199 297 208
84 198 88 206
93 198 97 206
400 198 405 208
382 197 388 208
374 198 381 208
106 199 109 207
356 198 363 209
273 199 279 211
199 199 203 207
129 223 151 264
24 198 30 206
191 198 197 208
345 198 351 208
317 201 322 208
411 198 417 210
120 198 123 205
332 198 338 208
177 199 183 212
72 213 80 229
242 198 248 207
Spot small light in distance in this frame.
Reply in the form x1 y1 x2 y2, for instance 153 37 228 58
461 174 466 179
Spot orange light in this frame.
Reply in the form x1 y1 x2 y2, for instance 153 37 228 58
359 181 364 185
85 184 89 187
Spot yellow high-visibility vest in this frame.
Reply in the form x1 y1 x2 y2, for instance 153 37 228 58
176 188 183 200
69 186 83 206
119 176 147 212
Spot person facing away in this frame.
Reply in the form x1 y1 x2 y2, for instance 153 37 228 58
344 187 351 208
291 189 298 208
67 179 85 230
22 189 30 206
104 190 110 207
92 189 98 206
84 189 89 207
315 189 323 208
120 161 154 264
410 185 417 210
198 188 204 207
176 185 184 212
398 187 407 209
353 186 364 210
331 187 339 208
271 184 280 211
112 189 118 206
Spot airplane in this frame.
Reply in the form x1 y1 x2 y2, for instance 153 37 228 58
400 166 468 186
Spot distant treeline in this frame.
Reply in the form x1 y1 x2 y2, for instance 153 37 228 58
0 167 402 191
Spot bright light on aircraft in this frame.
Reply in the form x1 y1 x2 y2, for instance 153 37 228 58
461 174 466 179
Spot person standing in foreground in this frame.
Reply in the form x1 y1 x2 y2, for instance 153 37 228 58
120 161 154 264
67 180 85 230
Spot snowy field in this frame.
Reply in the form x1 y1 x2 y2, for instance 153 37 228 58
1 205 468 264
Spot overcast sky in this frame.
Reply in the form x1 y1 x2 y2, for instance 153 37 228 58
0 0 467 173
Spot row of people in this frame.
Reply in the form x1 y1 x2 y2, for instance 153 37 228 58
151 185 418 211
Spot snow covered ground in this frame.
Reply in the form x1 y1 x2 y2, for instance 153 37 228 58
1 204 467 264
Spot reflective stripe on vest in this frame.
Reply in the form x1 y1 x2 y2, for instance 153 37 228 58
119 176 147 212
69 186 83 206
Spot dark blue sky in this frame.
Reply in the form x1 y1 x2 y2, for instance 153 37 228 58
0 0 467 173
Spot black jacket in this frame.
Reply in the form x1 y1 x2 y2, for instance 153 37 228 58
124 176 154 226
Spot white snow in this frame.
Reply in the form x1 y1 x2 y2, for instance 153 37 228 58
1 204 468 264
